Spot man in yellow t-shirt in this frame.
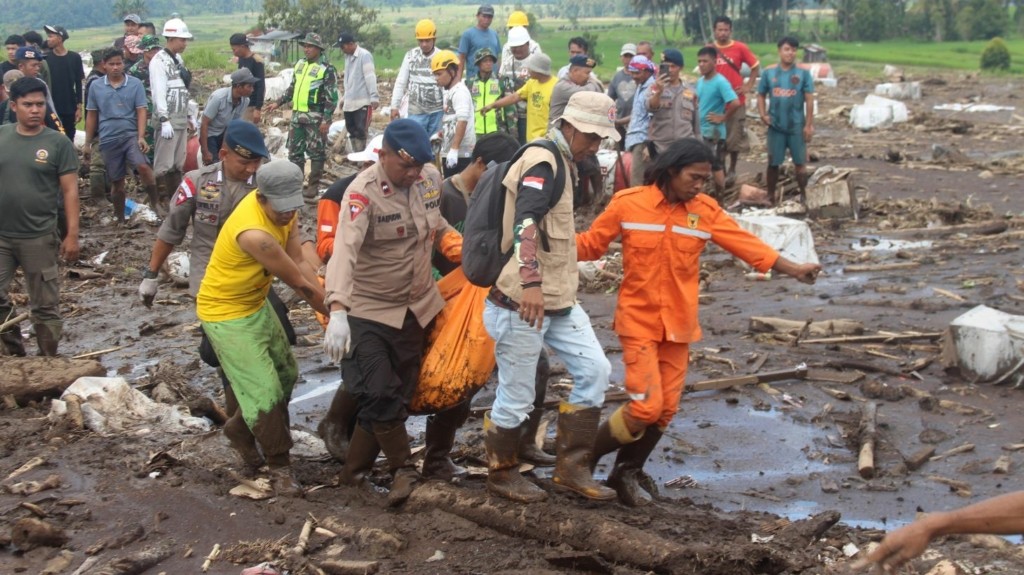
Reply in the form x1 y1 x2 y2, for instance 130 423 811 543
480 52 556 142
197 160 330 497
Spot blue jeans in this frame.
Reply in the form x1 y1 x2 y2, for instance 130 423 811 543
409 111 443 138
483 299 611 429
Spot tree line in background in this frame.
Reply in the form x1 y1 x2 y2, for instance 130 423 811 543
1 0 1021 48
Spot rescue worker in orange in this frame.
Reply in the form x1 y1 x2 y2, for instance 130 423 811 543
576 137 821 506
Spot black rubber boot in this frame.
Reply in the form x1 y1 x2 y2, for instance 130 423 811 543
552 402 616 501
421 402 470 481
305 160 325 203
338 424 380 487
1 325 26 357
590 405 644 472
34 324 58 356
519 351 556 465
318 387 359 463
373 420 421 507
607 425 664 507
484 412 547 503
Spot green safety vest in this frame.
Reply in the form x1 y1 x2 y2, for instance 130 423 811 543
294 59 328 113
469 76 502 135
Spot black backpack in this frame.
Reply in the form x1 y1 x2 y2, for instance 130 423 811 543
462 140 566 288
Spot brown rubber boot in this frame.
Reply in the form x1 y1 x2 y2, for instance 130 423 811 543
265 453 303 498
305 160 325 203
519 351 556 465
338 424 380 486
590 405 645 473
223 411 264 477
34 324 59 356
372 420 421 507
421 401 470 481
607 425 664 507
317 387 359 463
484 412 547 503
1 325 26 357
552 402 616 501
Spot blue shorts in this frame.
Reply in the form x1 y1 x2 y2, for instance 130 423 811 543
100 135 150 181
766 126 807 167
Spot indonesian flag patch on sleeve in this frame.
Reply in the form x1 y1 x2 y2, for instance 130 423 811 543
174 177 195 206
523 176 545 190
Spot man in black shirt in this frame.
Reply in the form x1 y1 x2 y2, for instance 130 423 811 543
230 33 265 123
44 25 83 142
2 35 25 77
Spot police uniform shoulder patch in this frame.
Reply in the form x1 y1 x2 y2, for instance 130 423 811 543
175 177 196 206
348 192 370 221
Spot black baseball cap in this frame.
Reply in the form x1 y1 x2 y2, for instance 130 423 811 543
229 33 251 46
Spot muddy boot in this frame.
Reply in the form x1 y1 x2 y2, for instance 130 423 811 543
421 402 470 481
372 420 420 507
223 411 264 476
1 325 26 357
519 353 556 466
265 453 303 498
590 405 644 473
484 412 547 503
305 160 325 204
552 402 616 501
607 425 664 507
143 182 160 212
338 424 380 487
34 324 59 357
317 387 359 463
349 137 366 157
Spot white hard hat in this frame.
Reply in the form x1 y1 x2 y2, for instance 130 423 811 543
162 18 193 39
507 26 530 48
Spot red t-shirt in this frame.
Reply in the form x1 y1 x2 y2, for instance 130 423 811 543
713 40 759 104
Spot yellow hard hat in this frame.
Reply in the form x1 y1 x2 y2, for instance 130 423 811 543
431 49 458 73
415 19 437 40
507 10 529 28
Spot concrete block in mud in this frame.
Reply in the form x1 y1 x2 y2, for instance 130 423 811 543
806 166 857 219
733 214 820 266
945 305 1024 382
851 95 908 130
874 82 921 101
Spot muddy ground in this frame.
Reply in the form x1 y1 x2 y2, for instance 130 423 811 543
2 68 1024 575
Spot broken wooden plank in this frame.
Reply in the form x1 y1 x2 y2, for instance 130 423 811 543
993 455 1011 474
930 443 975 462
884 219 1008 239
904 446 936 472
687 365 808 392
802 332 943 345
805 369 866 385
927 475 972 497
748 317 864 337
858 402 878 479
844 262 921 273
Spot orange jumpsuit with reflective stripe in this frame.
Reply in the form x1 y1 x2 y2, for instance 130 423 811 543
577 185 779 426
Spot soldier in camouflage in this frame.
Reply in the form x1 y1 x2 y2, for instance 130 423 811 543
266 32 339 202
128 34 161 165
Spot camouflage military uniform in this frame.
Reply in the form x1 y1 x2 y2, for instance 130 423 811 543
280 56 339 166
128 59 156 164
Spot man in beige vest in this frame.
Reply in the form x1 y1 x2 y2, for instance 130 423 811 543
482 91 619 504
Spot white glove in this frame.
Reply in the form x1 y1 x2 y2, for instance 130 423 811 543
160 121 174 139
139 277 159 307
445 149 459 168
323 310 351 363
188 116 198 131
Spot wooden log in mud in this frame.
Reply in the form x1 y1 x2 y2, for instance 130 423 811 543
0 357 105 402
405 482 796 574
749 317 865 337
858 402 879 479
884 220 1008 239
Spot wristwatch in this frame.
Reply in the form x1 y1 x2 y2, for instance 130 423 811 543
158 115 169 123
142 269 158 279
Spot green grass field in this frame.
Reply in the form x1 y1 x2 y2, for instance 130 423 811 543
62 8 1024 80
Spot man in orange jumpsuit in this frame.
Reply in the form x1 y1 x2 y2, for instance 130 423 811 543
576 137 820 506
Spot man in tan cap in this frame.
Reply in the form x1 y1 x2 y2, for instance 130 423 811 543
480 52 556 142
480 91 621 504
